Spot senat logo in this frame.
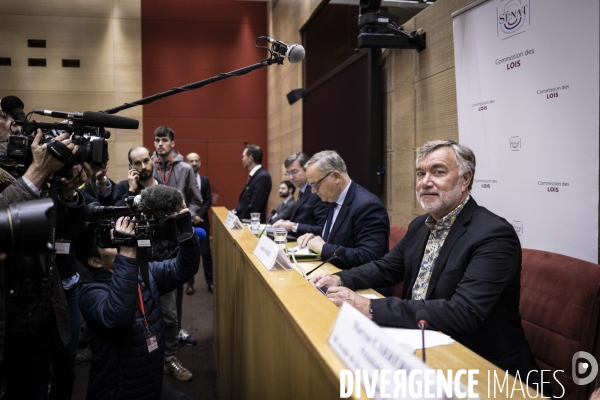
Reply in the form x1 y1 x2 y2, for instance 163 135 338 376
510 136 521 151
512 220 523 236
498 0 530 39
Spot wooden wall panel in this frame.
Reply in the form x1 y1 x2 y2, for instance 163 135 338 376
0 0 142 184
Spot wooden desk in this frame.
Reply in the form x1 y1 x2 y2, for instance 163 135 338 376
212 207 526 399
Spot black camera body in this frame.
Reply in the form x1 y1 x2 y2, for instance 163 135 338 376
6 122 110 177
93 198 193 249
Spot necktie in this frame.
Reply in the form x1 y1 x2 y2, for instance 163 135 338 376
246 174 251 184
322 203 336 242
298 190 303 200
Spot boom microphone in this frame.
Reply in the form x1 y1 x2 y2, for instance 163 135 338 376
265 37 305 64
1 95 26 125
32 110 139 129
306 246 347 276
136 185 184 216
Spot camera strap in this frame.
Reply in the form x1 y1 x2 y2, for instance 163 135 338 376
46 139 77 166
136 247 156 313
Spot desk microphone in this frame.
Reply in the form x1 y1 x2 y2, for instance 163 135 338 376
306 246 346 276
415 310 430 363
267 209 277 224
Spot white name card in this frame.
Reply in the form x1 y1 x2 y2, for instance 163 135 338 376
224 211 243 230
330 303 453 400
253 235 293 271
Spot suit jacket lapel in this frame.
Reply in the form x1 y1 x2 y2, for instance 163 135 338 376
424 197 476 299
239 171 256 200
327 182 355 241
290 188 309 220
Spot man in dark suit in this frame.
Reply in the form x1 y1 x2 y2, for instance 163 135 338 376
271 180 296 222
235 144 272 223
310 140 549 396
185 152 213 294
272 152 328 236
296 150 389 269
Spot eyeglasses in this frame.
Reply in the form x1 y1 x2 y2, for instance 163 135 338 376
285 169 300 177
309 171 333 191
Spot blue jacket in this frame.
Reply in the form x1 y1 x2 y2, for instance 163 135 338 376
322 181 390 269
79 232 200 400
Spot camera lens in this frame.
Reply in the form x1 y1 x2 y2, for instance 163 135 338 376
0 198 54 253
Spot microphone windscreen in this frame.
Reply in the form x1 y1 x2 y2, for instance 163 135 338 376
1 95 24 112
415 310 430 324
137 185 183 216
334 246 346 257
82 111 139 129
1 96 26 124
195 227 207 243
287 44 305 64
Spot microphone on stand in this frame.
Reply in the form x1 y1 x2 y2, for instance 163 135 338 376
267 209 277 224
415 310 430 363
306 246 346 277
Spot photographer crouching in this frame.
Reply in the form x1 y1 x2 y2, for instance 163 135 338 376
75 188 200 400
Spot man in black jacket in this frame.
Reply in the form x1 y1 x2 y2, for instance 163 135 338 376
77 210 200 400
272 152 328 237
311 140 550 396
0 128 80 399
185 152 213 294
235 144 272 223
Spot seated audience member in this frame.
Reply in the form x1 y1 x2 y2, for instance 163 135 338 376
235 144 272 222
296 150 389 269
311 140 551 397
76 211 200 399
271 180 296 222
272 152 328 236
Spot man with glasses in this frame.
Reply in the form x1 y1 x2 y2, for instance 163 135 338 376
296 150 389 269
272 152 328 236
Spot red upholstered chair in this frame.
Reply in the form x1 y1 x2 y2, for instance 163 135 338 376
520 249 600 400
389 226 408 298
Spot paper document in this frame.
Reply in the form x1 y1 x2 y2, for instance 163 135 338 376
287 246 318 256
360 294 381 299
381 327 454 351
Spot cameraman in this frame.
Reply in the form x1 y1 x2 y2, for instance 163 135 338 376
76 210 200 399
0 130 80 399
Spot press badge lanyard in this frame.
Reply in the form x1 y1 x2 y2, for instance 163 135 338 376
108 269 158 353
156 156 174 184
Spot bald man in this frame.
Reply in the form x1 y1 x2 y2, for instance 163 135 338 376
185 153 213 294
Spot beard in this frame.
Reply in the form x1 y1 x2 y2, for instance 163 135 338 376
279 191 289 199
417 179 464 217
139 170 153 179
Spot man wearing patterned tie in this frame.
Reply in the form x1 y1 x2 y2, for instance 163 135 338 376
185 152 213 294
235 144 272 223
272 152 329 237
296 150 389 269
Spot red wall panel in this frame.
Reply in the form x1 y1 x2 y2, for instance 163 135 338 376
142 0 268 214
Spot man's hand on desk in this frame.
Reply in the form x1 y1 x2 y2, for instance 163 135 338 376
272 220 293 231
310 274 372 319
296 233 326 254
310 273 342 290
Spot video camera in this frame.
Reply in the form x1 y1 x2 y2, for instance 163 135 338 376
0 96 139 179
91 185 193 249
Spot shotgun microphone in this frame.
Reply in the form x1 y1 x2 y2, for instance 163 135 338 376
306 246 346 276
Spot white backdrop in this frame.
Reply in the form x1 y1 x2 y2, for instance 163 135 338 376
452 0 599 263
